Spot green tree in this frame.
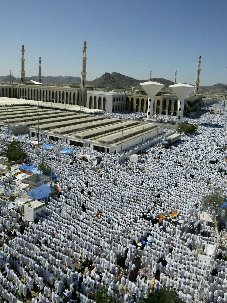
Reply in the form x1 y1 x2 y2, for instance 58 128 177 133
141 288 184 303
201 188 225 242
177 123 198 135
4 141 27 162
38 162 51 176
94 288 119 303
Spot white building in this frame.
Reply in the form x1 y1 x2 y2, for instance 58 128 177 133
87 91 126 113
24 200 46 222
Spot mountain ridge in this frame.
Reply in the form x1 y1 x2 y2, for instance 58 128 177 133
0 73 226 95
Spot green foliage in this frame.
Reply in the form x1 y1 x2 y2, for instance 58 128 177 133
4 141 27 162
201 188 225 238
94 288 119 303
177 123 198 135
201 188 224 214
38 162 51 176
141 288 184 303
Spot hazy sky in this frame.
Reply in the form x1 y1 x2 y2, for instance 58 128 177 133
0 0 227 85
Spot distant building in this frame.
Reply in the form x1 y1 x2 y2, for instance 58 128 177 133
87 91 126 113
0 84 84 105
126 93 178 116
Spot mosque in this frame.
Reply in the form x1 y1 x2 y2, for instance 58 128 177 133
0 43 203 116
0 43 202 152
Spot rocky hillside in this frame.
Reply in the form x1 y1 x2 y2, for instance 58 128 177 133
200 83 227 95
87 72 174 89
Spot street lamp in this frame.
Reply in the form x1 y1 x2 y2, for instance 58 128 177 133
37 99 40 148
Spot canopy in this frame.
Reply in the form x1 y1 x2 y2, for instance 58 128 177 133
41 143 54 150
19 164 41 175
220 201 227 209
28 184 52 200
59 147 74 154
51 171 58 181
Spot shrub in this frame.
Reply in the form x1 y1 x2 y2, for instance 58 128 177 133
4 141 27 162
177 123 198 135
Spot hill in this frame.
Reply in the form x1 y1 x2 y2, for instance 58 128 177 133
87 72 174 89
200 83 227 95
0 73 227 96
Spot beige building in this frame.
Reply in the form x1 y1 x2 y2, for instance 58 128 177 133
126 94 178 115
0 84 180 116
0 84 84 106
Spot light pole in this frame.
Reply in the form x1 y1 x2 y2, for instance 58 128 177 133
37 99 40 148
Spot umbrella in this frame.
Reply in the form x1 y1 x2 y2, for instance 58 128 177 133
220 202 227 209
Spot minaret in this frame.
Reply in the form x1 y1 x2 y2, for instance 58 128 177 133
21 45 25 84
80 41 87 107
81 41 87 90
174 71 177 84
38 57 42 83
194 55 202 95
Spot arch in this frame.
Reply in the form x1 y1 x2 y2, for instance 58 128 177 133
136 98 140 112
126 97 129 111
55 91 58 103
162 98 166 110
73 92 76 105
69 92 72 104
66 92 69 104
168 100 172 115
94 96 97 109
156 99 160 114
130 98 134 112
8 88 11 98
162 111 166 115
58 91 61 103
89 96 92 109
103 97 106 111
77 92 80 105
174 100 178 111
141 99 145 113
52 91 55 102
62 91 65 103
98 97 102 109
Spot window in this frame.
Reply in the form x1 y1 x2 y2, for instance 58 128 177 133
148 112 150 115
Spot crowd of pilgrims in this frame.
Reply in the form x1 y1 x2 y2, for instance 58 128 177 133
0 105 226 303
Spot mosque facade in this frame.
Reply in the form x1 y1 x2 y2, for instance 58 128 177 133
0 84 180 116
0 43 201 116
